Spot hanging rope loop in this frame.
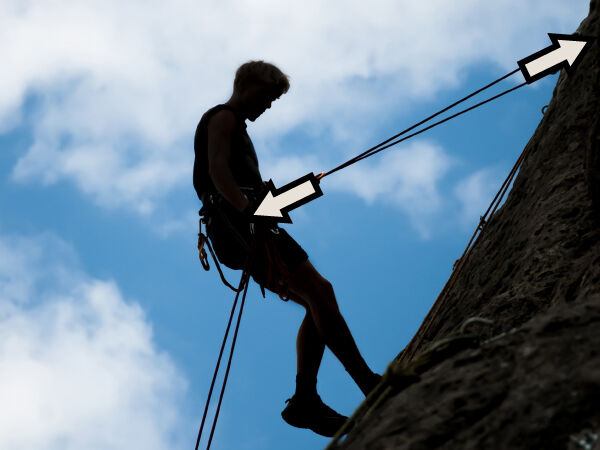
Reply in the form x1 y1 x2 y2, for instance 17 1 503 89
197 216 244 293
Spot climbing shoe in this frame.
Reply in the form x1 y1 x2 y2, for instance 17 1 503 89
281 393 349 437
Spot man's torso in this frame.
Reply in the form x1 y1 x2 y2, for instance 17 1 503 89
193 103 263 203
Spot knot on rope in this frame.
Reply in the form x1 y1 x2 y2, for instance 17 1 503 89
477 215 487 231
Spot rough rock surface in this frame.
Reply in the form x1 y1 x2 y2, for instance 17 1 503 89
335 2 600 449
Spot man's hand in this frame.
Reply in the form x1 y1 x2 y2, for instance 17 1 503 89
241 195 255 216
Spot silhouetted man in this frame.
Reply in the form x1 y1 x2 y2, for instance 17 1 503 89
193 60 381 437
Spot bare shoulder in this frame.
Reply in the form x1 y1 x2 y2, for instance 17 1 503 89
207 108 237 135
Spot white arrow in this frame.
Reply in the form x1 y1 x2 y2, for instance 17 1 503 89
252 172 323 223
518 33 593 84
524 39 586 77
255 180 314 217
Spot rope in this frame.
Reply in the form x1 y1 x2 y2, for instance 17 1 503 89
317 69 522 180
206 267 252 449
396 133 532 364
195 240 256 450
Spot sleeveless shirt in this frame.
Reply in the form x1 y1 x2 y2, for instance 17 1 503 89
193 104 263 202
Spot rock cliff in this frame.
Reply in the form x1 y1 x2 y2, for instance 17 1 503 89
333 2 599 449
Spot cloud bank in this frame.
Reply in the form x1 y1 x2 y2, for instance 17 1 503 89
0 231 190 450
1 0 587 218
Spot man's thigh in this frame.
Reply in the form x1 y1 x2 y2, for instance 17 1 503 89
287 259 329 301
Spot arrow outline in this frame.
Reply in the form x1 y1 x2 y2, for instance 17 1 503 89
517 33 595 84
254 172 323 224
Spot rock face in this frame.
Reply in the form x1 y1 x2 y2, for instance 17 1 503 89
335 2 600 449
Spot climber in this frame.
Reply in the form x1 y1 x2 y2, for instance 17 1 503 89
193 60 381 437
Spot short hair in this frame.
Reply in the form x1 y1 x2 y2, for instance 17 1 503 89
233 60 290 97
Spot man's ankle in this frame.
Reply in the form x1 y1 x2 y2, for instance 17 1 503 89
345 367 380 396
295 373 318 398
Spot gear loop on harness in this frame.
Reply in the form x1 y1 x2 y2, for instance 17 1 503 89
197 228 211 271
197 212 244 293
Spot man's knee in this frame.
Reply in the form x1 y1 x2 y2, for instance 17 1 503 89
318 277 334 297
288 261 339 309
314 277 339 311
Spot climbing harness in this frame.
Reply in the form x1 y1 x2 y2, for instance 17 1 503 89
200 187 293 298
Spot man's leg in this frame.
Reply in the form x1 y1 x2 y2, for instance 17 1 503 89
281 292 349 437
286 260 380 397
285 294 325 397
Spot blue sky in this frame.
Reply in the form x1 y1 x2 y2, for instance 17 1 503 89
0 1 590 449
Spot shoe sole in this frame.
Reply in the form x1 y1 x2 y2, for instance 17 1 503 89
281 409 348 437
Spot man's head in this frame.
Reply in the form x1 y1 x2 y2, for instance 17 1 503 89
232 60 290 121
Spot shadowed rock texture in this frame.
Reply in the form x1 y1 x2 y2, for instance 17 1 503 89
335 2 599 449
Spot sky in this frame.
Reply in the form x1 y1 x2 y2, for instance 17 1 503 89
0 1 591 449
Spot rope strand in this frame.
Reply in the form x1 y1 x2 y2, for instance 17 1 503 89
319 69 522 179
397 137 532 364
206 267 252 449
195 242 255 450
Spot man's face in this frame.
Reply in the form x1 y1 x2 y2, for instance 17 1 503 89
242 82 278 121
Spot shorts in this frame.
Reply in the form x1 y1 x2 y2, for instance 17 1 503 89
205 201 308 293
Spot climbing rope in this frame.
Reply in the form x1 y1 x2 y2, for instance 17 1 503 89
195 219 293 449
195 240 256 450
317 69 523 180
397 136 532 364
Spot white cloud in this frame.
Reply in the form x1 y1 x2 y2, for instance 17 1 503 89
259 140 452 237
327 141 453 237
1 0 588 213
154 209 200 239
0 231 190 450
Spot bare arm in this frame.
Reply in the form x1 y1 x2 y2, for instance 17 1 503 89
207 110 250 212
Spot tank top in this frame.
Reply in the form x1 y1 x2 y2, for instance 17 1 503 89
193 104 263 202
